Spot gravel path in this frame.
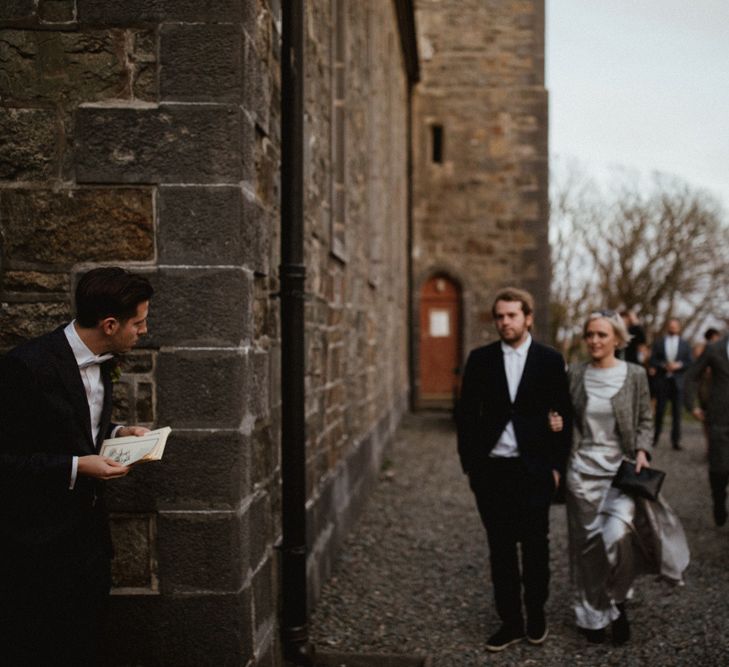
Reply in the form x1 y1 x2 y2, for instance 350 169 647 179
309 412 729 666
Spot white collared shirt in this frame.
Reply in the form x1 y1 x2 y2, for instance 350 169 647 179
665 335 679 363
64 321 114 489
491 334 532 458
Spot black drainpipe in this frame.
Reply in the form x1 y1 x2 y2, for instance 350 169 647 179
280 1 311 665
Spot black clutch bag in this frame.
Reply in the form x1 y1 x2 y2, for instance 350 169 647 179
611 459 666 501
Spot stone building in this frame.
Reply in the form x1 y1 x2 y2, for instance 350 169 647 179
411 0 549 406
1 1 416 665
0 0 547 665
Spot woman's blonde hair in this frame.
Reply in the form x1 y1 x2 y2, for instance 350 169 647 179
583 310 632 350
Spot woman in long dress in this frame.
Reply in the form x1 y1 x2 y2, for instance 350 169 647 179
550 311 689 645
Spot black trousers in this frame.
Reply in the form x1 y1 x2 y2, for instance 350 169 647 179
654 376 683 446
710 471 729 512
469 458 553 630
1 539 111 666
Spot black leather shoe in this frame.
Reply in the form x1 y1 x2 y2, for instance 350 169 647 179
713 504 727 527
578 626 606 644
612 603 630 645
672 443 682 451
485 625 525 652
526 611 548 645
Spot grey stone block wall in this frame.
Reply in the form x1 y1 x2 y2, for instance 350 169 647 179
301 0 411 605
0 1 278 663
412 0 551 365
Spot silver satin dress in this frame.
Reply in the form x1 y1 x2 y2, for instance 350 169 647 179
566 362 690 630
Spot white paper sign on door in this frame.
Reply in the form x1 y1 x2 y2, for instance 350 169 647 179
429 309 450 337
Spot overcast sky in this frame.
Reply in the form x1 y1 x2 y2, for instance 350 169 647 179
546 0 729 211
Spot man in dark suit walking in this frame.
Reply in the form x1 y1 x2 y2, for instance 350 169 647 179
684 333 729 526
0 267 153 665
649 317 692 449
456 287 571 652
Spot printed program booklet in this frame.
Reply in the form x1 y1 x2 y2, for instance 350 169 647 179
99 427 172 465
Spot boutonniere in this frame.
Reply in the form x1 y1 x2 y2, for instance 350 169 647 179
103 357 123 383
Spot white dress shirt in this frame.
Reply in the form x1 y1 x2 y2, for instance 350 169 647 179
664 335 680 376
64 321 115 489
491 334 532 458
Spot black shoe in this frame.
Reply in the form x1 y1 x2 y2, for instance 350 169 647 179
526 611 548 645
713 504 727 527
486 625 525 652
612 603 630 645
672 443 682 450
578 627 606 644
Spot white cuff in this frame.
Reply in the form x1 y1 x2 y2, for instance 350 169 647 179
111 425 124 438
69 456 78 490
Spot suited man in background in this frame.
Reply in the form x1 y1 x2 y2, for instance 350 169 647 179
649 318 692 449
0 267 153 665
684 333 729 526
456 287 572 652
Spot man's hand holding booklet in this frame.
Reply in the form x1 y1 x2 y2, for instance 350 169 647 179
99 427 172 466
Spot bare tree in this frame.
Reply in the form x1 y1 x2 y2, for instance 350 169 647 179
550 163 729 358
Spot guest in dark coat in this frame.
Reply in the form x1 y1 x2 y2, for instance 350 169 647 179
457 287 572 652
649 318 692 449
685 332 729 527
0 267 153 665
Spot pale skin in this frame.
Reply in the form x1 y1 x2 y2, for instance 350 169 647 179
494 299 561 488
548 316 649 473
75 301 151 481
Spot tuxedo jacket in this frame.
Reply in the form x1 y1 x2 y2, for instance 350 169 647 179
685 337 729 426
684 336 729 473
456 339 572 478
649 336 692 388
0 325 116 554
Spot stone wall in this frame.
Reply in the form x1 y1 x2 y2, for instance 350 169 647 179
302 0 411 601
0 1 411 665
412 0 549 370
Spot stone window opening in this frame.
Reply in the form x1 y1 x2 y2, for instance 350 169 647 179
431 123 444 163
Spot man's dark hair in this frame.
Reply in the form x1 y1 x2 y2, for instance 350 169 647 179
75 267 153 328
491 287 534 318
704 327 720 341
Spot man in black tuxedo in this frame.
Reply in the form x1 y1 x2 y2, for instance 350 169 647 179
456 287 571 652
0 267 153 665
649 317 692 449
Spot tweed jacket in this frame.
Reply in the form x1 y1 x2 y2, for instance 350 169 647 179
568 361 653 459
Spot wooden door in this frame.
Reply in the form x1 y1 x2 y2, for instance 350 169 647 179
419 275 461 405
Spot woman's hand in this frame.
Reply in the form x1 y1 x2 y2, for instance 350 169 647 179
548 410 564 432
635 449 650 473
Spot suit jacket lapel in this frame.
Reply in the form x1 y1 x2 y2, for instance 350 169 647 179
512 342 535 406
718 337 729 372
47 327 96 453
494 344 510 404
97 360 115 450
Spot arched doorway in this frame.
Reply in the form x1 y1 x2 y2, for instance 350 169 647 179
418 274 461 408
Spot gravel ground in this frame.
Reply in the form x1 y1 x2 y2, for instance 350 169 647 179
309 412 729 666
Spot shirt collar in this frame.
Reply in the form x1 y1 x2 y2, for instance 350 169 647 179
501 333 532 357
64 321 113 368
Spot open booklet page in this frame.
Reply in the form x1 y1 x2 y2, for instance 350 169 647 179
99 426 172 465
